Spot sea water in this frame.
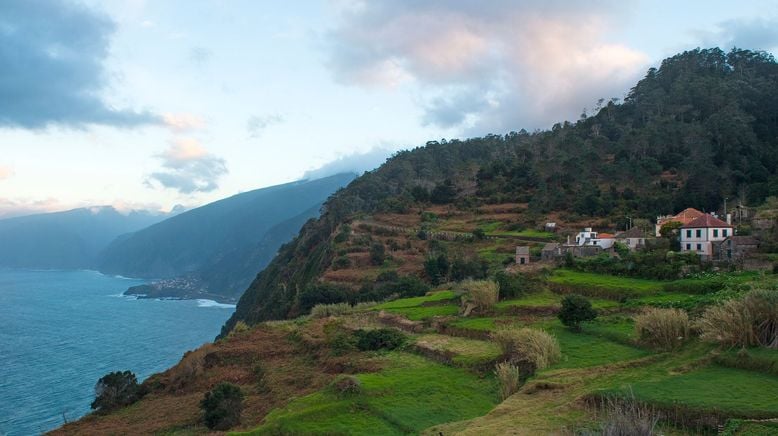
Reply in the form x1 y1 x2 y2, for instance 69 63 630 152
0 269 234 435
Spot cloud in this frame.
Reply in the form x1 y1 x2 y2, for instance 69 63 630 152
0 166 13 180
247 114 284 138
146 139 228 194
0 197 72 219
698 17 778 53
325 0 648 132
163 113 206 132
0 0 158 129
303 147 393 180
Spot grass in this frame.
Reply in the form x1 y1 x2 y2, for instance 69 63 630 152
414 334 502 367
386 305 459 321
449 317 516 332
486 229 555 239
530 319 647 369
495 290 619 311
616 365 778 417
549 270 666 297
239 353 497 435
373 290 457 310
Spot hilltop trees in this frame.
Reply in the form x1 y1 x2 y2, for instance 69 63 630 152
91 371 145 414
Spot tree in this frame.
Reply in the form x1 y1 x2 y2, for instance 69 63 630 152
558 295 597 332
201 382 244 430
430 180 457 204
369 242 386 266
91 371 144 414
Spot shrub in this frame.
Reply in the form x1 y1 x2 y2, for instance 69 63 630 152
354 328 406 351
91 370 145 414
229 320 250 336
634 308 690 351
369 242 386 266
168 344 214 391
558 294 598 332
494 362 521 400
331 375 362 397
473 228 486 240
310 302 353 318
459 279 499 315
697 289 778 348
333 255 351 270
598 394 659 436
200 382 244 430
494 271 525 299
491 327 561 372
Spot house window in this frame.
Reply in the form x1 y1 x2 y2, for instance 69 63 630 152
686 244 691 250
723 229 728 237
697 244 702 251
696 229 702 238
713 229 719 238
686 230 692 238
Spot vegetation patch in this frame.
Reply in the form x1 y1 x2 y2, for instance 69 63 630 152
240 353 497 435
413 334 502 368
611 365 778 418
548 270 666 299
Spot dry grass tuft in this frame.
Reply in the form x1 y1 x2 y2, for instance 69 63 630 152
595 393 660 436
494 362 521 401
696 289 778 348
635 308 690 351
491 327 561 372
459 279 499 314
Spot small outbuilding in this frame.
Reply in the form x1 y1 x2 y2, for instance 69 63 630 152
515 246 530 265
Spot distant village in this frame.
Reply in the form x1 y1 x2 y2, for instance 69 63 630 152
517 207 775 270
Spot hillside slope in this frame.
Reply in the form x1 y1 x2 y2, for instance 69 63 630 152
223 48 778 334
98 173 355 298
0 207 168 269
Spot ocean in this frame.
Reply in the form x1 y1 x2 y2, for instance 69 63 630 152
0 269 234 435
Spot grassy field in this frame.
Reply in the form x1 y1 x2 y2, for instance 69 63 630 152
240 353 497 435
548 270 667 297
373 290 458 310
533 319 648 369
495 290 619 311
414 334 502 367
617 365 778 417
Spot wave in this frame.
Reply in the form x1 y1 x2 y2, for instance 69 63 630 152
196 299 236 309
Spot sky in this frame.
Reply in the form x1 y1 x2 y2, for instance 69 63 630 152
1 0 778 218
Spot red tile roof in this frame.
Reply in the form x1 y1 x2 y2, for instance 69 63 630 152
661 208 705 225
681 214 732 229
597 233 615 239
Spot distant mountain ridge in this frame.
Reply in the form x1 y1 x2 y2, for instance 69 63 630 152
98 173 356 300
0 206 169 269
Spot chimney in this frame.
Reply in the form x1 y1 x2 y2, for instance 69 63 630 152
726 213 732 225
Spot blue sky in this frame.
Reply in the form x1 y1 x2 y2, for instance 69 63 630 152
0 0 777 217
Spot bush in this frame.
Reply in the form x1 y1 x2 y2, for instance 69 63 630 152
331 375 362 397
354 328 406 351
558 294 598 332
634 308 690 351
311 302 353 318
491 327 561 372
200 382 244 430
697 289 778 348
333 255 352 270
597 394 659 436
369 242 386 266
459 279 499 314
229 320 250 336
167 344 214 391
494 271 525 299
91 370 145 414
473 228 486 240
494 362 521 401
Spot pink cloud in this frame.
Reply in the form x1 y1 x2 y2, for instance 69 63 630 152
0 166 13 180
162 113 206 132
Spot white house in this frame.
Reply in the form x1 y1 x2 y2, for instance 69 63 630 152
574 228 616 249
679 214 733 258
